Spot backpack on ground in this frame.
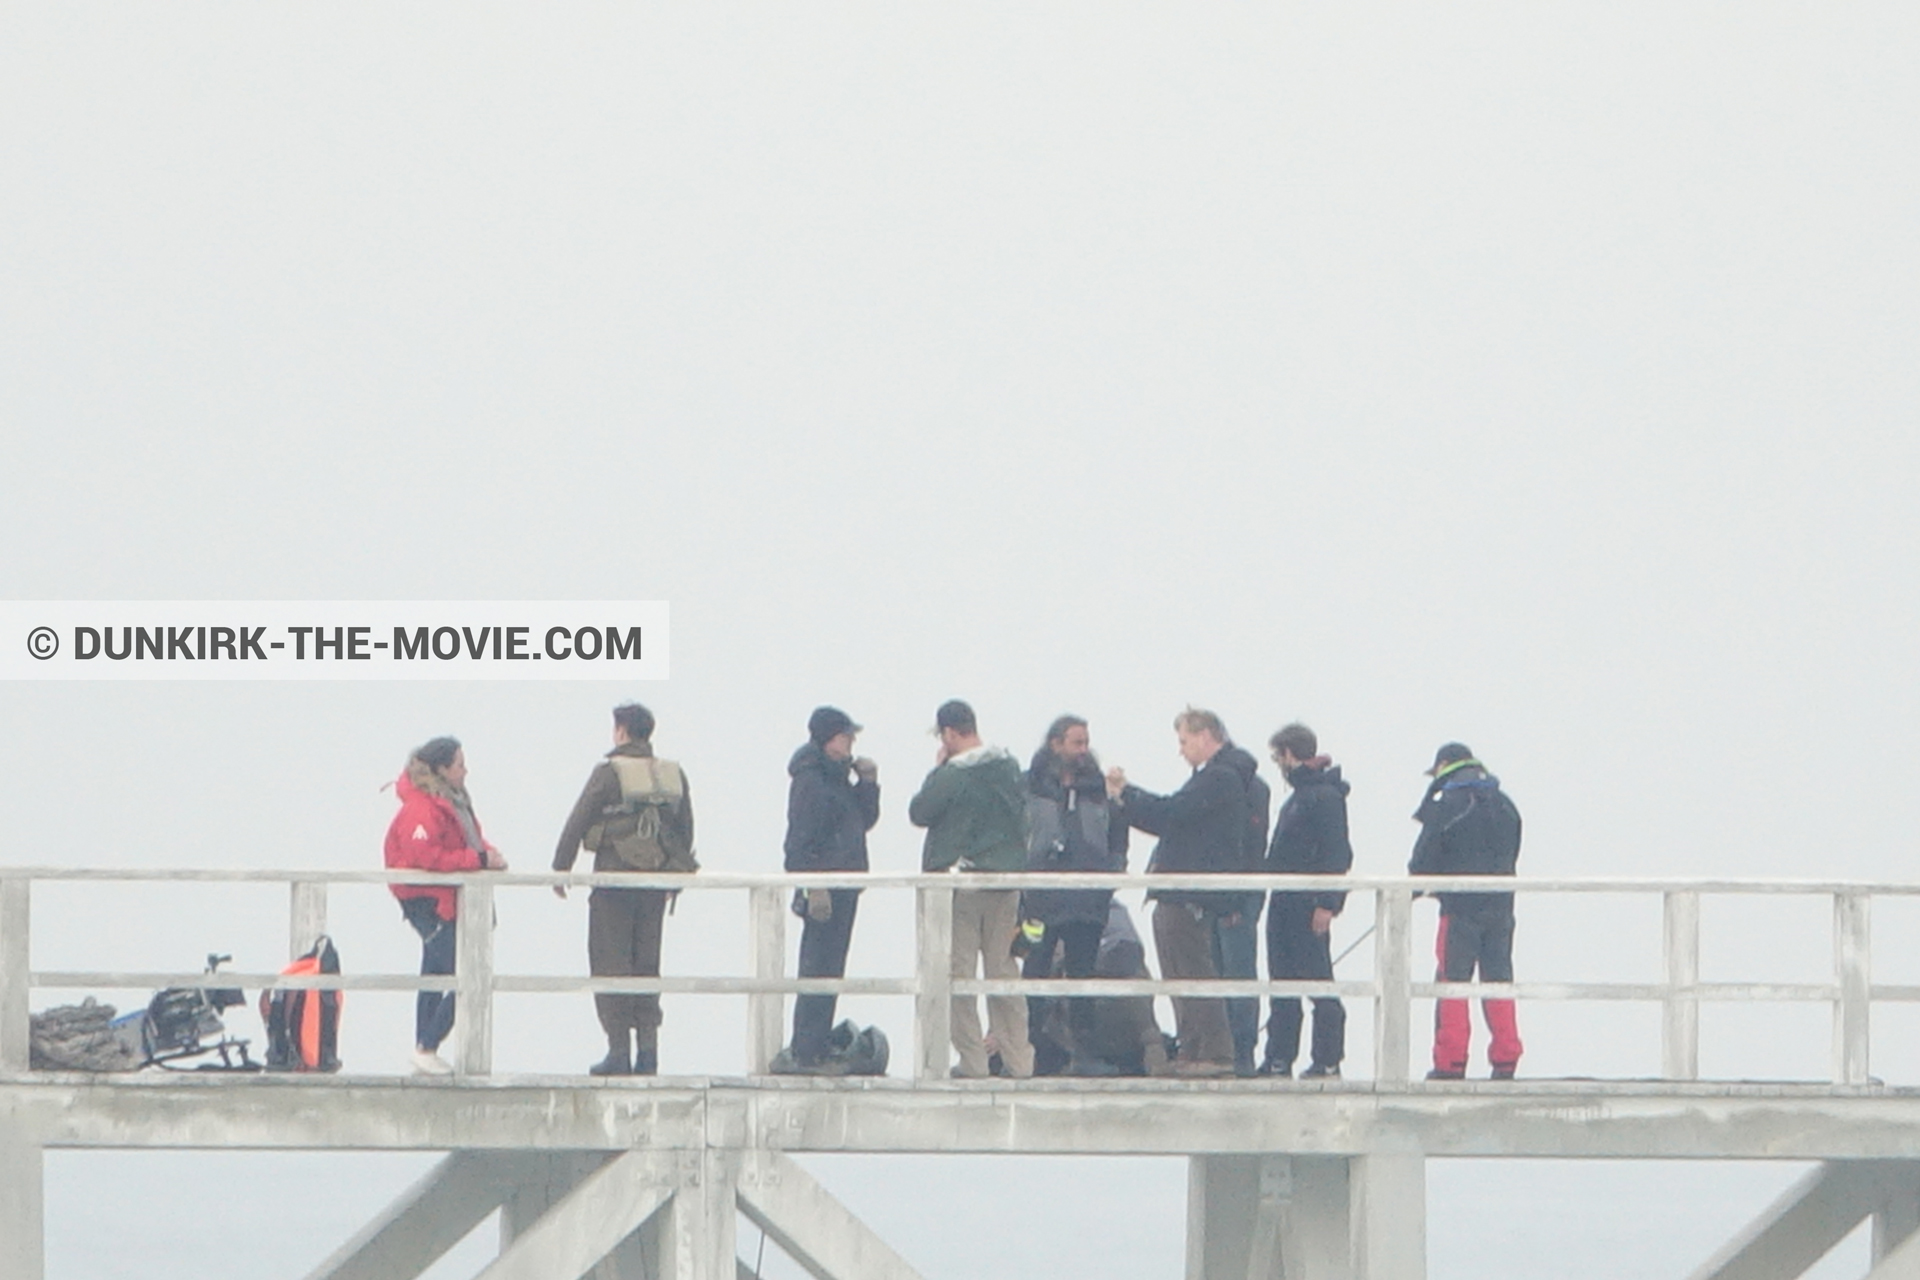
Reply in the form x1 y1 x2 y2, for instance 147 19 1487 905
767 1019 890 1077
260 935 342 1072
828 1018 889 1076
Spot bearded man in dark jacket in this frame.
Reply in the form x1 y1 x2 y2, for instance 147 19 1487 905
1410 742 1523 1080
1261 722 1353 1079
1021 715 1129 1075
777 706 879 1072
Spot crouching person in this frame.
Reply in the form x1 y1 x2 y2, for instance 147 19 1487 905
384 736 506 1076
1079 900 1172 1077
553 703 696 1076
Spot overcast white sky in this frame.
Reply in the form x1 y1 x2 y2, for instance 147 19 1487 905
3 5 1916 1277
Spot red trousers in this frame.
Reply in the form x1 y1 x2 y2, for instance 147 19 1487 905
1432 905 1523 1072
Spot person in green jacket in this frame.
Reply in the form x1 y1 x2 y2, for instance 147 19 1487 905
908 699 1034 1078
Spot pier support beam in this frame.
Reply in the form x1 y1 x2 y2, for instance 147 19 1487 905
736 1151 923 1280
308 1146 923 1280
0 880 30 1076
1875 1176 1920 1266
1688 1161 1920 1280
495 1152 671 1279
305 1150 549 1280
1867 1229 1920 1280
634 1151 739 1280
1285 1156 1356 1279
1188 1153 1282 1279
477 1149 675 1280
498 1152 605 1247
0 1121 43 1280
1351 1155 1425 1280
1186 1154 1424 1280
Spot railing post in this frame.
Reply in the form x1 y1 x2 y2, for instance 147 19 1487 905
915 880 954 1083
747 885 788 1074
1834 891 1871 1085
1662 889 1700 1080
1373 886 1412 1085
0 879 29 1075
289 880 328 960
455 877 495 1076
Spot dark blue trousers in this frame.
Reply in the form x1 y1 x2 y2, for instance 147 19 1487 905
402 897 458 1052
792 889 860 1064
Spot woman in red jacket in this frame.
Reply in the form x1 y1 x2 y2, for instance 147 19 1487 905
384 736 506 1075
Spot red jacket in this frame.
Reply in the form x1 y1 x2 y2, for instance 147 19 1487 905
384 769 488 921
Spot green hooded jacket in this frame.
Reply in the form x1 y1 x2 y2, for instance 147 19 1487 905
907 745 1028 873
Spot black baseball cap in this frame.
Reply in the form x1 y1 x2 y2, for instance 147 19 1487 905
1426 742 1475 776
934 699 977 734
808 706 861 744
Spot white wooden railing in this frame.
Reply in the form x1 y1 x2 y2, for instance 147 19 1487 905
0 868 1906 1084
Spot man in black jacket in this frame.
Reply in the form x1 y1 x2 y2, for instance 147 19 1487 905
1410 742 1523 1080
1261 723 1353 1079
778 706 880 1072
1106 708 1246 1077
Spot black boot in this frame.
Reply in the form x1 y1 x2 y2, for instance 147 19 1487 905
589 1033 632 1076
633 1045 658 1076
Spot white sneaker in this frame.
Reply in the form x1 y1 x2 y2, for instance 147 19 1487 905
411 1048 454 1076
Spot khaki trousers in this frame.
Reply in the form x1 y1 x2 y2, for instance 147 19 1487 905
1152 899 1233 1066
950 888 1033 1078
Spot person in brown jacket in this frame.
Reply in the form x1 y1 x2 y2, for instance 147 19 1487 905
552 703 696 1076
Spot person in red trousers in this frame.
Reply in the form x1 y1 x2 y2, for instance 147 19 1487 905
1409 742 1523 1080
